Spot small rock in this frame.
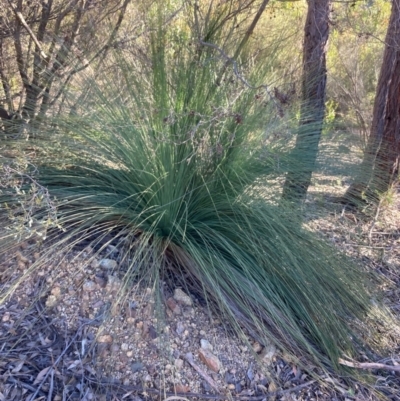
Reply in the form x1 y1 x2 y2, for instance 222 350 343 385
200 339 213 351
2 312 10 322
105 275 121 294
121 343 129 351
173 288 192 306
198 348 221 372
127 351 133 357
166 297 181 314
91 258 100 268
201 380 212 392
142 302 154 318
99 258 117 269
45 295 58 308
92 300 104 308
94 274 107 288
176 322 185 336
268 381 278 401
261 344 277 366
97 335 113 344
144 374 151 382
175 384 190 393
228 384 235 391
111 344 120 352
224 372 235 384
148 325 158 339
131 362 144 373
16 251 29 264
247 365 254 380
252 342 263 353
51 286 61 297
174 358 184 369
83 280 97 292
125 303 136 318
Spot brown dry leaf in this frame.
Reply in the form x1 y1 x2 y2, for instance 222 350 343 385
33 366 52 385
11 359 25 373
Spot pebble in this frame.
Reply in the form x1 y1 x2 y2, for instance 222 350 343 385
261 344 277 366
252 341 263 353
148 325 158 339
97 335 113 343
198 348 221 372
202 380 212 392
224 372 235 384
121 343 129 351
83 280 97 292
175 384 190 393
91 258 100 268
2 312 10 322
105 275 122 294
173 288 193 306
176 322 185 336
131 362 144 373
174 358 184 369
99 258 117 270
94 275 107 288
166 297 182 314
111 344 119 352
200 339 213 351
45 295 58 308
50 286 61 296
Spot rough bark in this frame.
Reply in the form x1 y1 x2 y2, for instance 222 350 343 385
344 0 400 206
282 0 331 203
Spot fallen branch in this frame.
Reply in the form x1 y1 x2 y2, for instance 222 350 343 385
339 358 400 372
183 353 221 394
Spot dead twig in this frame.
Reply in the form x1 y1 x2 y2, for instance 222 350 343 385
6 0 48 60
183 352 222 394
339 358 400 372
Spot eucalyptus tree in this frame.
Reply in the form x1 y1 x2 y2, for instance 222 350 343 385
344 0 400 207
282 0 331 203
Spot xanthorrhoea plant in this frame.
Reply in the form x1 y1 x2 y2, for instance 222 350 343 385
0 1 393 375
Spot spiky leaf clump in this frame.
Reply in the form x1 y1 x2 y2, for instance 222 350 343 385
0 5 387 373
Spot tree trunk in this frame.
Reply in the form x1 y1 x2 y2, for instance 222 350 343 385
282 0 331 203
344 0 400 206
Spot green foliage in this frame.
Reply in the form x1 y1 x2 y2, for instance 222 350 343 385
0 0 395 377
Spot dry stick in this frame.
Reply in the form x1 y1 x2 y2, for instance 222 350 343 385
339 358 400 372
216 0 271 85
6 0 48 60
183 353 222 394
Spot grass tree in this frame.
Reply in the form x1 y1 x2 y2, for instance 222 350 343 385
0 0 395 378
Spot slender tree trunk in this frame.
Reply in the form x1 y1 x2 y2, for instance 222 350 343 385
344 0 400 206
282 0 331 203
